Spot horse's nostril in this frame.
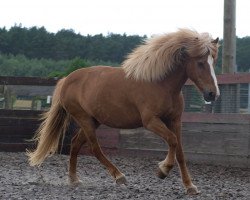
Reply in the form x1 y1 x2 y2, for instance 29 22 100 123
203 91 216 102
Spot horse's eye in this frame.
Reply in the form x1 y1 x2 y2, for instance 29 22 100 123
197 61 205 68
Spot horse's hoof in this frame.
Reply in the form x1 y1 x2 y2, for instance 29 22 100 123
68 177 83 186
157 161 173 179
157 167 167 179
115 174 127 185
70 180 83 187
186 185 200 195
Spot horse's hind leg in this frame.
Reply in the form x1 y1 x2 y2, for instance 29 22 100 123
68 129 87 185
76 116 127 185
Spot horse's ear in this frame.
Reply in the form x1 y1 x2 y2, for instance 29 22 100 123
212 37 219 44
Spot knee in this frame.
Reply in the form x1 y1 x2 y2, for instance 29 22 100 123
168 135 177 148
176 151 185 164
91 143 102 157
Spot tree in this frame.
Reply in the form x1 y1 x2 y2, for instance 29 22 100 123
0 26 145 63
48 57 90 78
236 37 250 72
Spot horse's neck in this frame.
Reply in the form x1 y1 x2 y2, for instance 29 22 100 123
162 66 188 94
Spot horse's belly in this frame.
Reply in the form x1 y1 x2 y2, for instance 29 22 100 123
93 107 142 129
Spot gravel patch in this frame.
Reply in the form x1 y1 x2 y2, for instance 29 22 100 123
0 152 249 200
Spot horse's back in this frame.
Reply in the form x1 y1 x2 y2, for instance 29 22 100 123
61 66 143 128
61 66 123 103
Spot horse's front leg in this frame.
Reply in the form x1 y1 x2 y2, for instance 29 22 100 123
143 116 177 178
170 120 200 195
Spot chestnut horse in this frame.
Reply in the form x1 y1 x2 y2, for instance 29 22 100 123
27 29 219 195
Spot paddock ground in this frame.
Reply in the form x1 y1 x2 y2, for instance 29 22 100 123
0 152 249 200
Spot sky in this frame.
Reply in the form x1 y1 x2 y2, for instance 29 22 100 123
0 0 250 38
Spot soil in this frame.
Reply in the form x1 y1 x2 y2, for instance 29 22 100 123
0 152 249 200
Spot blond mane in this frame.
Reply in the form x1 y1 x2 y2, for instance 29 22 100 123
122 29 219 82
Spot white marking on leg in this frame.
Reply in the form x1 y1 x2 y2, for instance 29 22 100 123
207 55 220 99
158 160 169 176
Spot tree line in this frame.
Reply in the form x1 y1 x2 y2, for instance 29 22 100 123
0 25 249 77
0 25 144 62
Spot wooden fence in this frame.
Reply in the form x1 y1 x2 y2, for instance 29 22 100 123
0 74 249 167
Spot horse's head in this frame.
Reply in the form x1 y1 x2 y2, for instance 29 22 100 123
186 38 220 102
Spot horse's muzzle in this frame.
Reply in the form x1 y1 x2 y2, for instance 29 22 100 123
203 90 216 102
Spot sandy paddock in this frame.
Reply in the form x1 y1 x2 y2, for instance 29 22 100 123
0 152 249 200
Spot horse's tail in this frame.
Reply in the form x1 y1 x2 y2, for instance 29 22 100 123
27 77 70 166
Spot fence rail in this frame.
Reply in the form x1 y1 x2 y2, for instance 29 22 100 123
0 76 58 86
186 73 250 85
184 73 250 114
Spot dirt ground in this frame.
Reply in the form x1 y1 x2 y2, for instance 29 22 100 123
0 152 249 200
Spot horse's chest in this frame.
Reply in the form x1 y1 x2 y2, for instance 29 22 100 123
160 98 182 119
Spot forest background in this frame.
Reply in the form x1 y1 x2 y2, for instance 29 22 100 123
0 25 250 77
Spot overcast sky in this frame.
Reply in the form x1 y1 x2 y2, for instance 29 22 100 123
0 0 249 38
